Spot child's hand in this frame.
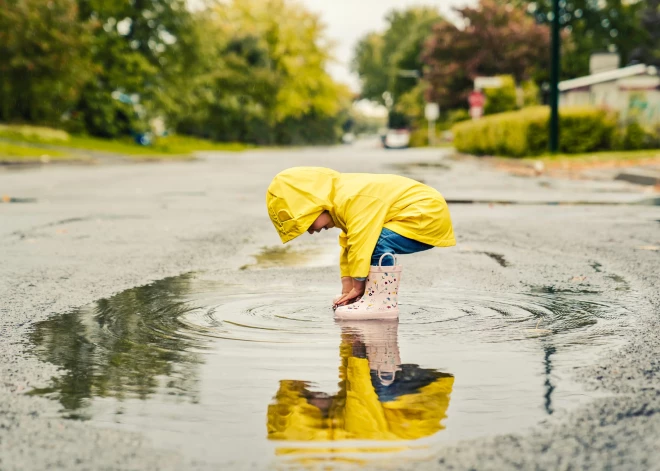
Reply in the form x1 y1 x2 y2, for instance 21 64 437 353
334 279 366 308
341 277 353 295
332 277 354 306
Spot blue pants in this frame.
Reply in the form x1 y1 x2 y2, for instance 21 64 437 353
354 228 433 280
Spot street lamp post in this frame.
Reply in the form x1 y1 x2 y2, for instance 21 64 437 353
549 0 561 153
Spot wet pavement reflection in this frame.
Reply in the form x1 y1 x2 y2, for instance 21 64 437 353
28 272 632 468
29 275 204 418
268 320 454 446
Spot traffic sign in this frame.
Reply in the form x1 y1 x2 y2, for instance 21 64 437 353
468 91 485 108
425 103 439 121
468 91 485 120
474 76 503 90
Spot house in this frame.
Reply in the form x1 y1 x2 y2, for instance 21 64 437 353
559 53 660 126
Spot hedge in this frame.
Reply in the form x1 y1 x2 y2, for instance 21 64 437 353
452 106 617 157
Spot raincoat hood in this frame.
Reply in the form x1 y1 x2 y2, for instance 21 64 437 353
266 167 339 244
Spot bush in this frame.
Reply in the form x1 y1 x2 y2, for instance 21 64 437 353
452 106 617 157
484 76 518 115
521 80 540 107
408 127 427 148
622 121 646 150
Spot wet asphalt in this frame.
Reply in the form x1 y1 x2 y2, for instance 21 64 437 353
1 141 659 470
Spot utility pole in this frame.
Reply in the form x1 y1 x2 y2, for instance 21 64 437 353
549 0 560 153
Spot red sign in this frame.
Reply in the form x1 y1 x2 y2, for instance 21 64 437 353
469 91 485 120
468 91 485 108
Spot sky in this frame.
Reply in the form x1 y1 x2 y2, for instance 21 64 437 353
298 0 476 91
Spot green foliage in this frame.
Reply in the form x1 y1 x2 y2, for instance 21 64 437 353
617 121 660 150
518 0 648 78
452 106 617 157
352 7 443 105
632 0 660 67
484 76 518 115
447 109 471 125
422 0 551 109
0 0 348 145
622 121 646 150
394 82 429 123
521 80 540 107
173 0 350 145
0 0 93 124
72 0 193 137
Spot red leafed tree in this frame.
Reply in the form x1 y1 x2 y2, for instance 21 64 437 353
422 0 552 109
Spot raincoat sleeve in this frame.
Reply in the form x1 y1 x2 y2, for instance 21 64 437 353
343 196 389 278
339 232 350 277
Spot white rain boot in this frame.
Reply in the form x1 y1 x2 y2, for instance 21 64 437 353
337 319 401 385
334 253 401 320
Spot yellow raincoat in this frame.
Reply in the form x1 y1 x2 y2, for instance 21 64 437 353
266 167 455 278
267 340 454 444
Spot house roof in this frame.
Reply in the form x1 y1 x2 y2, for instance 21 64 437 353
559 64 654 92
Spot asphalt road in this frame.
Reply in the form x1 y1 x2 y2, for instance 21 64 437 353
1 143 659 470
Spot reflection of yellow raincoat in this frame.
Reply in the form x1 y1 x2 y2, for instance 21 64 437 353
267 342 454 442
266 167 455 278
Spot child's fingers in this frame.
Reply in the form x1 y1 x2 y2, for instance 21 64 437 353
334 295 359 308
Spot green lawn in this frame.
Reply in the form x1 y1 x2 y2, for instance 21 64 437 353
524 149 660 164
65 134 252 156
0 141 77 162
0 124 253 159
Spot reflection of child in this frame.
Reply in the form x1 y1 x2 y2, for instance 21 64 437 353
266 167 455 318
266 320 455 442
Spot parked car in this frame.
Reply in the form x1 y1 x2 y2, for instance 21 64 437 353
341 132 356 145
383 128 410 149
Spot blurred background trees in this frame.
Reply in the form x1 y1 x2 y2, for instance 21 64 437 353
0 0 349 145
422 0 551 110
0 0 93 124
513 0 648 78
0 0 658 147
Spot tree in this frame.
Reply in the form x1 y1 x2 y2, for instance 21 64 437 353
631 0 660 67
516 0 647 78
352 7 444 105
175 0 350 145
422 0 551 109
72 0 197 137
0 0 93 124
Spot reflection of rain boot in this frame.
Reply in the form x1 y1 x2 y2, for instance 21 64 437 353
338 319 401 386
334 253 401 320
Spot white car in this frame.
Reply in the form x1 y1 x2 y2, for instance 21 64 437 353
341 132 355 144
383 129 410 149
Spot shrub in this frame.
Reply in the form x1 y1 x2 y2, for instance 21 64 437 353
622 121 646 150
484 76 518 115
452 106 617 157
408 127 427 147
521 80 540 107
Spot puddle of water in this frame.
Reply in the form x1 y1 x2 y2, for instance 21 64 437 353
590 261 603 273
241 245 337 270
29 274 631 468
392 162 450 171
0 195 37 203
481 252 508 267
445 198 660 206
